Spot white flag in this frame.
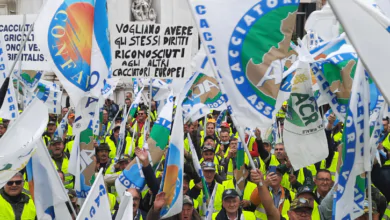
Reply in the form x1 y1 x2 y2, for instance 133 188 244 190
328 0 390 104
0 99 48 188
36 80 63 114
189 0 300 129
115 191 133 220
54 111 70 138
0 77 18 120
30 139 72 220
283 61 328 170
77 169 111 220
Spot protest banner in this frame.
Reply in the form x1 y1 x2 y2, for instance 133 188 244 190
111 22 194 81
0 14 50 71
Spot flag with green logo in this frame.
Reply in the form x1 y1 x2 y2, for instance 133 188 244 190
115 92 174 197
283 61 328 170
189 0 299 129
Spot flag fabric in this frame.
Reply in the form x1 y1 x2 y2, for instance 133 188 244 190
54 110 70 138
159 105 184 218
369 102 384 166
235 140 246 196
35 0 95 106
0 76 18 120
68 127 97 204
205 182 217 220
0 99 48 188
90 0 111 98
27 138 72 220
115 93 174 197
117 104 128 159
102 77 119 99
327 0 390 107
283 61 328 170
310 38 357 122
189 0 299 129
36 80 63 114
73 96 99 134
139 78 171 101
114 191 133 220
333 60 370 220
215 109 227 130
13 70 43 92
23 88 35 109
128 87 144 118
77 168 111 220
0 33 8 88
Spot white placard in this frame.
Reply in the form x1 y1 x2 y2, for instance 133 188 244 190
0 14 50 71
111 22 194 80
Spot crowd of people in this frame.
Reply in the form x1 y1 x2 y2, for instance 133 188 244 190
0 96 390 220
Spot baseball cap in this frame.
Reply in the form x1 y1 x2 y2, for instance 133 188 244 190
48 121 56 125
222 189 239 200
202 145 214 153
202 162 216 171
68 113 75 119
208 118 216 123
203 136 215 143
49 137 63 145
221 122 230 128
118 154 130 163
97 143 111 152
290 197 313 211
297 185 315 198
183 195 194 206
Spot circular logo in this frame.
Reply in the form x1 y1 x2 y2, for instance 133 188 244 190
48 1 94 91
228 1 298 118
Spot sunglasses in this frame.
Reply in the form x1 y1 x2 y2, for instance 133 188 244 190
7 180 23 186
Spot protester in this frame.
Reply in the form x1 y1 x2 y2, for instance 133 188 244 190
49 137 74 189
313 169 333 204
0 173 36 219
212 189 256 219
0 123 7 138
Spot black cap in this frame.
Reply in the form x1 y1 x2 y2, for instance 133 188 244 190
297 185 315 198
118 154 130 162
203 136 215 143
49 137 63 145
97 143 111 152
48 121 56 125
222 189 239 200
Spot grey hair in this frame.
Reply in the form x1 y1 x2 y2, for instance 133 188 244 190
13 172 23 179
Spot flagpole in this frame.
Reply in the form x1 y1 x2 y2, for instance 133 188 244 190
186 0 257 170
368 171 373 220
15 14 26 106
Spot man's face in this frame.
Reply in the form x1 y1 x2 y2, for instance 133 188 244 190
220 131 230 143
288 208 313 220
0 126 6 135
68 117 75 125
5 175 24 196
383 120 389 132
264 143 272 153
97 150 109 161
203 169 215 183
204 139 215 148
274 144 285 160
137 111 146 122
223 197 240 214
103 111 108 121
47 124 56 133
50 142 64 157
62 108 68 116
151 101 156 111
229 140 238 151
183 180 189 195
206 124 215 136
114 130 120 139
314 172 332 195
202 151 215 162
118 161 129 170
181 204 193 219
127 188 140 213
188 125 194 134
125 99 131 107
270 172 282 187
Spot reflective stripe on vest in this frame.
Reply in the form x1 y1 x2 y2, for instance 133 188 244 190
383 202 390 220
